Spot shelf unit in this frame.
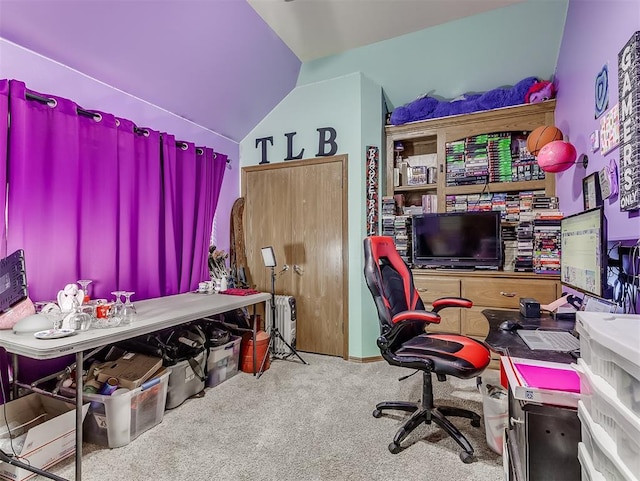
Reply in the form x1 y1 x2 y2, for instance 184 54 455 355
385 100 557 208
384 100 559 341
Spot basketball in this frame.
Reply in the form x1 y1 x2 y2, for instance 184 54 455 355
526 126 564 156
536 140 577 173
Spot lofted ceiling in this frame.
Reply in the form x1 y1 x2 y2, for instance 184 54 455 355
0 0 523 143
248 0 523 62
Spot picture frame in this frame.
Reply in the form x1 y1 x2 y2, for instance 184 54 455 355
582 172 603 210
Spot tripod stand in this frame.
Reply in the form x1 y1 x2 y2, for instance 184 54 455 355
256 265 307 378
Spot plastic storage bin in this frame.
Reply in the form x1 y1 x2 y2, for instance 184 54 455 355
206 335 241 388
165 350 206 409
578 401 638 481
578 442 606 481
576 312 640 416
74 371 169 448
575 358 640 475
480 382 508 454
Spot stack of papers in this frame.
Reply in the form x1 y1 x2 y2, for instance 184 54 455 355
501 356 580 408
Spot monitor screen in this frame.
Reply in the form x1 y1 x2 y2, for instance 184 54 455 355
412 211 502 269
560 208 606 298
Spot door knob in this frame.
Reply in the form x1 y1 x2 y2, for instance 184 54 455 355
293 265 304 275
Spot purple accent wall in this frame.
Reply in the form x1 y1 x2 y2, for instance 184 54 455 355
554 0 640 241
0 1 301 142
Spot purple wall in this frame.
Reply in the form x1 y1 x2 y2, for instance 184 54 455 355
0 1 301 142
554 0 640 241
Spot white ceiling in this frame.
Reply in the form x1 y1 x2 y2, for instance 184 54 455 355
248 0 524 62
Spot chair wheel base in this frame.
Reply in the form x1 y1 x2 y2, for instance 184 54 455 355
372 409 382 418
388 442 402 454
460 451 474 463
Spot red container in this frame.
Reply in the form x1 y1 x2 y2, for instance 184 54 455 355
240 331 271 373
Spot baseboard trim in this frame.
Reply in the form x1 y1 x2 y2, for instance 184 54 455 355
348 355 383 363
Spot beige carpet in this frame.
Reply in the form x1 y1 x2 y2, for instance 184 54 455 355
51 353 504 481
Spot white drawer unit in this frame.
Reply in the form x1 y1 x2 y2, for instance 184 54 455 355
577 442 606 481
578 401 638 481
575 359 640 475
576 312 640 417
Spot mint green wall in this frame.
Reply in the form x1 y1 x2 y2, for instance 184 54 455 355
298 0 568 111
240 73 383 358
242 0 569 359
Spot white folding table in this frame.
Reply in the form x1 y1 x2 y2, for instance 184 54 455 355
0 291 269 481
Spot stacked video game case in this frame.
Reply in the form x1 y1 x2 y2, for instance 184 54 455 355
515 221 534 272
463 134 490 185
502 224 518 271
531 196 562 274
533 219 561 274
512 132 545 181
394 216 412 264
445 140 467 186
446 131 546 187
381 197 396 237
488 133 513 183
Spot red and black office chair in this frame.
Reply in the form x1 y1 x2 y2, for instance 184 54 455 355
363 236 491 463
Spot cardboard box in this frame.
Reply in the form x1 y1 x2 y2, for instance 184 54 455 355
96 352 163 390
0 393 89 481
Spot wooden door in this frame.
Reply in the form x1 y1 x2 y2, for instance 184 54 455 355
242 156 347 357
243 167 292 294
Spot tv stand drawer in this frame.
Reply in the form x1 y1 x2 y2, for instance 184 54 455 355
411 270 561 337
414 277 461 303
462 277 558 309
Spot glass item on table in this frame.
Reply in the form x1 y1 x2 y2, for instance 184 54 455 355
77 279 92 303
121 291 137 325
109 291 125 327
68 305 92 331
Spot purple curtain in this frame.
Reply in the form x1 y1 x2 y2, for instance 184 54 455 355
115 119 164 299
7 81 84 301
0 80 8 402
174 142 198 292
0 80 8 258
4 80 226 302
191 149 227 285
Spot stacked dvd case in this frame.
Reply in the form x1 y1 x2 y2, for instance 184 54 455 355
488 132 513 183
446 131 547 187
381 197 396 237
515 221 534 272
394 216 412 265
533 218 562 275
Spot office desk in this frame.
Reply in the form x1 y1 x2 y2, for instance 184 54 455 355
482 309 580 481
0 291 270 481
483 309 576 364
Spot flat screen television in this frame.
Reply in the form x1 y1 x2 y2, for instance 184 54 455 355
412 211 502 269
560 207 607 298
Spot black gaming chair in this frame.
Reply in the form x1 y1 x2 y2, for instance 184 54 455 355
363 236 491 463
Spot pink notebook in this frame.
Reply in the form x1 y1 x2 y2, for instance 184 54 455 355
514 363 580 393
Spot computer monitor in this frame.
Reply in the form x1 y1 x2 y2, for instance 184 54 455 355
560 208 607 298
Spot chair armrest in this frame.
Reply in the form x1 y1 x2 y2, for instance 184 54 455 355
431 297 472 313
391 310 441 325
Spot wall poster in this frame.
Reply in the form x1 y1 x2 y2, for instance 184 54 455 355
595 64 609 119
618 31 640 211
366 146 379 236
599 104 620 154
